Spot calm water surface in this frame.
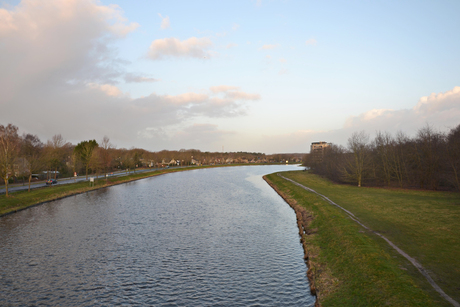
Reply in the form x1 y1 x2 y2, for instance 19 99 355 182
0 165 315 306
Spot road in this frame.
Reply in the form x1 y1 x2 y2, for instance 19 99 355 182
0 166 192 194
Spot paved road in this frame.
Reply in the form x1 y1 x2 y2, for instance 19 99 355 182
0 166 192 194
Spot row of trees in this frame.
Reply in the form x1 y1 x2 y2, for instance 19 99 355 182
304 124 460 191
0 124 107 196
1 123 304 197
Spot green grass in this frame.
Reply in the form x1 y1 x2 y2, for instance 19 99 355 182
265 171 460 307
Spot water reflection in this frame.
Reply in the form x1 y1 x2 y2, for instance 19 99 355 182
0 165 315 306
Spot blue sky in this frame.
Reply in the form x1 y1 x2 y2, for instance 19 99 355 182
1 0 459 153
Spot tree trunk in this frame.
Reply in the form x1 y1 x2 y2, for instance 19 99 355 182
451 161 460 191
28 174 32 192
4 178 8 197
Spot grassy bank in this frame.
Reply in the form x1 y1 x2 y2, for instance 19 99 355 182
264 171 460 307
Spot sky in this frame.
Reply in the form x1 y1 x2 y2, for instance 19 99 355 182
1 0 460 154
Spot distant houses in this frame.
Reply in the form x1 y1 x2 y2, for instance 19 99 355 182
125 153 303 170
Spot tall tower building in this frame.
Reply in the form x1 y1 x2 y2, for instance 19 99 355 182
310 141 329 163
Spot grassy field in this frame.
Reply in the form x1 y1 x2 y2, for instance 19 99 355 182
265 171 460 307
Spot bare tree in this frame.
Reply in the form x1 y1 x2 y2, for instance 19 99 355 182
120 149 134 174
45 134 68 179
323 144 346 182
372 131 393 186
447 124 460 190
89 148 102 178
69 152 81 182
20 133 44 192
74 140 99 180
413 124 445 190
0 124 20 197
344 131 370 187
387 131 409 188
308 143 346 182
99 136 113 181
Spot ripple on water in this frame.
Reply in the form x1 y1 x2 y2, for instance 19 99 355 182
0 165 315 306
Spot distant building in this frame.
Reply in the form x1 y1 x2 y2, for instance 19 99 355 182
310 141 329 163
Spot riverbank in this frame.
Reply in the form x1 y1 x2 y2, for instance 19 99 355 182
0 164 248 217
264 171 460 307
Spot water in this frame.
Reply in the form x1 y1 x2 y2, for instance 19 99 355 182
0 165 315 306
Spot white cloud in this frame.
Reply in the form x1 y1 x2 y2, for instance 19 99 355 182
139 123 236 151
0 0 138 38
147 37 213 60
309 86 455 150
87 83 123 97
163 93 208 106
0 7 16 34
0 0 138 104
124 73 159 83
279 58 287 63
2 83 255 147
158 13 170 29
414 86 460 114
253 86 460 153
344 86 460 133
209 85 260 100
0 1 255 150
226 91 260 100
232 23 240 31
348 108 394 123
305 38 317 46
174 124 235 146
210 85 239 93
226 43 238 49
260 44 279 50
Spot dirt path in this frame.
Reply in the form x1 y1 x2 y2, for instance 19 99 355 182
278 173 460 307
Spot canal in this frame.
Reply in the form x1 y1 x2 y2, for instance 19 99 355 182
0 165 315 306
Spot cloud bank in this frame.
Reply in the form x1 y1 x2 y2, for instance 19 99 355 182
0 0 256 149
124 73 159 83
261 86 460 153
209 86 261 101
344 86 460 133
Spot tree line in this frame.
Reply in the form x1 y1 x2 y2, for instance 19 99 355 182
304 123 460 191
0 123 304 197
